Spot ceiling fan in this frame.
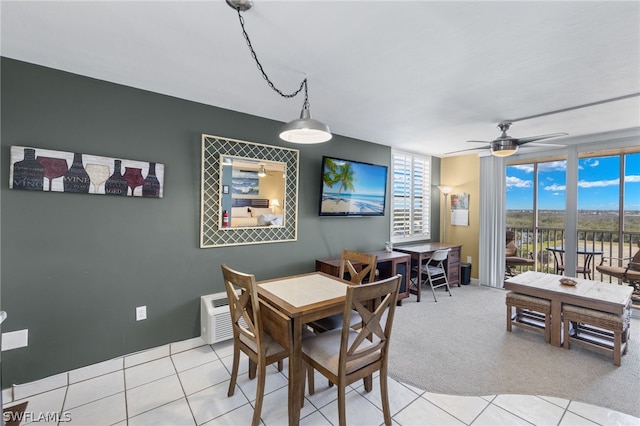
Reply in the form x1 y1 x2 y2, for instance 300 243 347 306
450 121 568 157
257 163 285 178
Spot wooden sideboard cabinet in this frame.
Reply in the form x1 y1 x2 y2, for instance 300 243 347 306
315 250 411 304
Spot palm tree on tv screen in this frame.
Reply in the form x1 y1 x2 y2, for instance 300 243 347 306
323 159 357 204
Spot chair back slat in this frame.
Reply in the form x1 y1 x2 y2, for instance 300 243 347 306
341 275 401 369
221 264 264 354
430 249 450 262
339 250 378 284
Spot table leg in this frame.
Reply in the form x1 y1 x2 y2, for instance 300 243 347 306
416 255 424 302
409 257 422 302
551 251 560 275
584 254 593 279
288 317 303 426
550 300 562 347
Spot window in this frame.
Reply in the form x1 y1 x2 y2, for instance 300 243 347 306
506 148 640 276
391 150 431 243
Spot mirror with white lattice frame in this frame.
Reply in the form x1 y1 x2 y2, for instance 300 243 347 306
200 134 299 248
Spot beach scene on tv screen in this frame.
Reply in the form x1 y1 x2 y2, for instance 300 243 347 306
321 158 387 215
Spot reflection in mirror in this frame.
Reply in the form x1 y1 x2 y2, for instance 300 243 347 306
220 156 286 228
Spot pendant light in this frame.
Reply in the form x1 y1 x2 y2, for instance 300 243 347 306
227 0 332 144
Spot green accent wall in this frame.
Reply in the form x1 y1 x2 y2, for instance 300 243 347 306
1 58 440 387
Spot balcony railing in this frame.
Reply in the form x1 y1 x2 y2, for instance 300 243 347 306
507 227 640 281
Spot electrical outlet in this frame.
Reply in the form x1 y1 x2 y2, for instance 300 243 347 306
467 256 472 263
2 329 28 351
136 306 147 321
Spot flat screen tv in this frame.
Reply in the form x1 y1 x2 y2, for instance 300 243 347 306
319 156 388 217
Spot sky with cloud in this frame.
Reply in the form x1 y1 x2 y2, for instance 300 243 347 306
506 153 640 210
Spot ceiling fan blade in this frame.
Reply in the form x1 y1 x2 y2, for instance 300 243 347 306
446 145 491 155
517 133 569 145
521 142 566 148
466 140 491 144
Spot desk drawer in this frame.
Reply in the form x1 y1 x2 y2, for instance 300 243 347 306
447 247 461 285
448 265 460 283
448 249 460 263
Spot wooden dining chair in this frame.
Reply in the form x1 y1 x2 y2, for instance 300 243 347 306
220 264 289 426
308 250 378 333
302 274 401 426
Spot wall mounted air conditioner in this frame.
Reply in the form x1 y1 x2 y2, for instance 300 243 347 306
201 292 233 344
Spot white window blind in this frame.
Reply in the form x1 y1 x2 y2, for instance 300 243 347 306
391 150 431 243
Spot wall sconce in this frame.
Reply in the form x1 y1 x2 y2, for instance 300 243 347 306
270 198 280 213
437 185 452 242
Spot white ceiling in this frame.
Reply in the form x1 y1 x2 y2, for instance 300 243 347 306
2 1 639 157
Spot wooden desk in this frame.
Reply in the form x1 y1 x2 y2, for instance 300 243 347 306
394 243 462 302
257 272 351 426
504 271 633 347
546 246 603 279
315 250 411 304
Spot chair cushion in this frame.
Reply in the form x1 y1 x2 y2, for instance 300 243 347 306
302 329 380 376
597 265 640 281
425 265 445 275
562 304 628 332
239 331 286 357
505 292 551 313
506 256 534 266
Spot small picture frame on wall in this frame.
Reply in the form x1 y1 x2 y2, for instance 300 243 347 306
222 185 229 194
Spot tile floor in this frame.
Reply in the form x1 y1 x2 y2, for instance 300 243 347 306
3 337 639 426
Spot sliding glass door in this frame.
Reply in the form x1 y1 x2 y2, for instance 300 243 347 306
506 150 639 278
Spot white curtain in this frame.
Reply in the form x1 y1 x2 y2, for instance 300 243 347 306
479 155 506 287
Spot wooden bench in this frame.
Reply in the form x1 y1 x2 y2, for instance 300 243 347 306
562 302 631 366
506 292 552 343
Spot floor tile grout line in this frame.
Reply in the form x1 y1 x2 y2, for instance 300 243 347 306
169 350 199 426
388 391 429 424
486 400 541 426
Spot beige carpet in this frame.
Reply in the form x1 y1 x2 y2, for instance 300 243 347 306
388 283 640 418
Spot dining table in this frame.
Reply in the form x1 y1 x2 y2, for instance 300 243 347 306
257 271 352 426
504 271 633 347
546 246 603 279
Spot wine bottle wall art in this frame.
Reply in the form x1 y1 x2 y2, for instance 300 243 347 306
9 146 164 198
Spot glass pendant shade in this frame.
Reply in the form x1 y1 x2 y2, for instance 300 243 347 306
491 140 519 157
279 106 332 144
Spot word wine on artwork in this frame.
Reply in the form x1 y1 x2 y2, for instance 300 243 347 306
9 146 165 198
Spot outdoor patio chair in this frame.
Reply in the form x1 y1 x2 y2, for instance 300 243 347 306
505 230 534 277
596 242 640 306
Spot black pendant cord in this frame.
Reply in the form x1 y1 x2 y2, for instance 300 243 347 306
234 7 309 107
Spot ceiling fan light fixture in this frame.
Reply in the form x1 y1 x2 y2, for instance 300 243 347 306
279 105 332 144
491 140 519 157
